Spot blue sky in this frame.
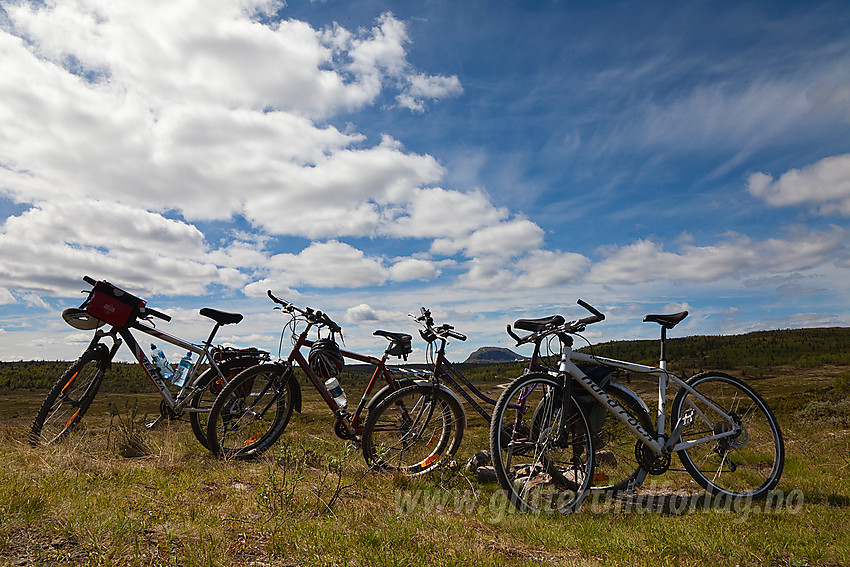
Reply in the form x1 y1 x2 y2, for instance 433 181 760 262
1 0 850 363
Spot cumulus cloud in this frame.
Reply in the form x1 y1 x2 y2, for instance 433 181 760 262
389 258 442 282
0 2 501 298
588 228 846 285
457 249 591 290
344 303 404 324
263 241 389 288
397 73 463 111
748 154 850 216
0 201 245 295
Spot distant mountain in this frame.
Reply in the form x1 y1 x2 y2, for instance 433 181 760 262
464 347 526 363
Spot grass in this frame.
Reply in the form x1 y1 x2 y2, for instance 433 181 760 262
1 365 849 566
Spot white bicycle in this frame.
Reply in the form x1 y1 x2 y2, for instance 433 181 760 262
489 300 785 513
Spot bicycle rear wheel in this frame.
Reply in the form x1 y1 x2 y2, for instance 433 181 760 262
362 383 465 475
189 355 266 450
489 372 595 513
671 371 784 499
30 345 109 446
206 363 294 459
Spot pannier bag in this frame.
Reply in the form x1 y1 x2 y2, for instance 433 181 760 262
574 364 615 437
83 280 146 328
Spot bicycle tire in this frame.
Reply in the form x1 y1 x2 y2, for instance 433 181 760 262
489 372 595 514
362 383 466 475
532 381 651 494
206 363 295 459
188 356 265 450
671 371 784 500
30 346 109 446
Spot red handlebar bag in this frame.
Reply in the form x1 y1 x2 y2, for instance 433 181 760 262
84 281 146 328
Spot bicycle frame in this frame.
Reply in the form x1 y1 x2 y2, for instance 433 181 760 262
431 343 499 422
91 318 226 414
282 327 402 435
562 347 739 457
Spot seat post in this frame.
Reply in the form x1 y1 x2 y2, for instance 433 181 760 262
204 323 222 351
659 326 668 371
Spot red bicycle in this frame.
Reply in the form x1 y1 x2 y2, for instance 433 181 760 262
205 291 464 467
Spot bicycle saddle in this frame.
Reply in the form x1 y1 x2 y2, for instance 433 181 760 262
643 311 688 329
513 315 565 332
373 330 412 342
200 308 243 326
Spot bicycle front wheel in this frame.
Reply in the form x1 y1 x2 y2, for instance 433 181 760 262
30 346 108 446
362 383 465 475
671 371 784 499
489 373 595 514
206 363 295 459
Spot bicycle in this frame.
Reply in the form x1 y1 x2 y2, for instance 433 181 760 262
31 276 268 450
489 300 785 513
360 307 475 474
364 307 648 484
205 291 465 466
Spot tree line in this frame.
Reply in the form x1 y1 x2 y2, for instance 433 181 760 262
3 326 849 393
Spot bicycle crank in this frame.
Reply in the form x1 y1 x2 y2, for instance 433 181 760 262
635 441 671 475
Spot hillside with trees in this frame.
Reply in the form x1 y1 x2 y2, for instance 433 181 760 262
2 327 849 393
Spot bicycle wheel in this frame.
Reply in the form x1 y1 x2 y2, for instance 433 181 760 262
588 384 653 493
671 371 784 499
30 345 109 446
206 363 295 459
188 356 262 450
490 372 595 513
362 383 465 475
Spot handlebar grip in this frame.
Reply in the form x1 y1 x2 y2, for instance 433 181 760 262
322 312 342 333
142 306 171 322
576 299 605 323
448 330 466 341
506 324 523 345
83 275 97 286
267 289 289 307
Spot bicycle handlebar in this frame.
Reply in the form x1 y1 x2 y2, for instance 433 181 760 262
411 307 466 341
507 299 605 346
82 275 172 322
267 289 342 333
576 299 605 325
141 306 172 322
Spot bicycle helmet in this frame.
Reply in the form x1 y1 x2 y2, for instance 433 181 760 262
309 338 344 379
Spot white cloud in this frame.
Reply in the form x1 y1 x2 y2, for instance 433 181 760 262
748 154 850 216
389 258 441 282
0 288 15 305
344 303 404 324
397 73 463 111
456 249 590 290
405 187 507 238
463 219 545 258
514 250 591 287
0 201 244 295
588 228 846 285
0 3 484 299
263 240 389 288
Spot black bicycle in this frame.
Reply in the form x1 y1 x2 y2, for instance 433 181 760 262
30 276 267 450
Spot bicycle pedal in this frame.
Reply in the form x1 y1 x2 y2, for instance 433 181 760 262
681 409 695 427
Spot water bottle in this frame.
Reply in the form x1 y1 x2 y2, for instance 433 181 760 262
172 352 193 388
150 344 173 380
324 376 347 410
